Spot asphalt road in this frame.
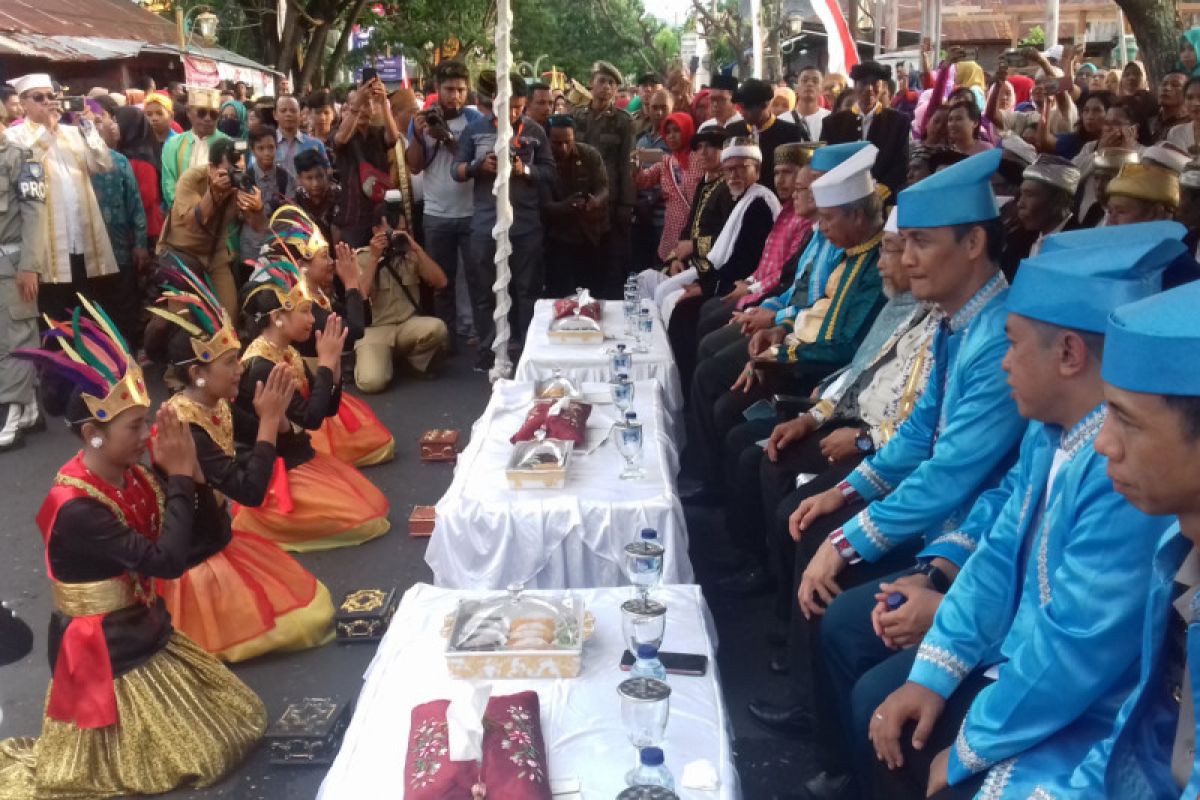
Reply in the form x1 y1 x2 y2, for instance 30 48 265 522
0 349 812 799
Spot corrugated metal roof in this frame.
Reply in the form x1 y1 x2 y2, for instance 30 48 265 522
0 33 143 61
0 0 178 45
942 18 1014 44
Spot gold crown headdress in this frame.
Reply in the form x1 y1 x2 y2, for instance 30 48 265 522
15 295 149 422
269 205 329 261
243 255 319 313
147 257 240 364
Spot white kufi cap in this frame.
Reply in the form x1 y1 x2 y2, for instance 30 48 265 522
7 74 53 96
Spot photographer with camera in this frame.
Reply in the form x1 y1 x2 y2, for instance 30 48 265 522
157 137 265 318
454 70 555 372
353 190 449 392
332 73 399 248
406 60 481 352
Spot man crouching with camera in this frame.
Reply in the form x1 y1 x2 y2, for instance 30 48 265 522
157 137 265 318
353 189 450 392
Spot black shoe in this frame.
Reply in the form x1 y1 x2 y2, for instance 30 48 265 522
768 647 790 675
800 771 855 800
713 566 771 597
747 698 813 737
473 351 495 373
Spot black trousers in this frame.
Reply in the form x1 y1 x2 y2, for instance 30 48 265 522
469 230 544 351
870 671 992 800
668 292 706 393
697 294 738 344
38 255 125 337
545 236 610 299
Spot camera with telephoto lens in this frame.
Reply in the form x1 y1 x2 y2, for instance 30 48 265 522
382 189 410 260
226 141 256 194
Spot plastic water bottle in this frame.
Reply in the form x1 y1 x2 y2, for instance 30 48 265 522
629 746 675 789
631 643 668 682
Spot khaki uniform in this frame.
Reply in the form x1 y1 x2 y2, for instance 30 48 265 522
157 166 243 318
0 137 43 406
571 102 635 211
353 249 449 393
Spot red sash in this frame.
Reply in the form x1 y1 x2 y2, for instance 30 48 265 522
35 455 162 729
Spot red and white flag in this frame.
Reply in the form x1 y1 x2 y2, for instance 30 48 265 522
812 0 859 78
399 56 410 89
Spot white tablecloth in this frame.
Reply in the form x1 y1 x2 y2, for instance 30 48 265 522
515 300 685 419
317 583 742 800
426 379 692 590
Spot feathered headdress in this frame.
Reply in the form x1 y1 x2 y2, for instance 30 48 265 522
269 205 328 261
243 255 319 313
147 256 240 364
14 295 149 422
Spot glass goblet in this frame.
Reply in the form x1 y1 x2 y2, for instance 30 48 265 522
621 597 667 653
617 677 671 785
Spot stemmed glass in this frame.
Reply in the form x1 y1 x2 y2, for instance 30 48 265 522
611 343 632 379
621 597 667 653
634 307 653 353
615 412 645 480
611 373 635 415
623 537 664 602
623 281 640 337
618 677 671 785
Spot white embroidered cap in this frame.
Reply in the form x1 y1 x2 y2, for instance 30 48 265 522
7 74 53 97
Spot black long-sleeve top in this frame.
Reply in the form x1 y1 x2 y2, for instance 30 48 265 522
47 475 230 676
296 282 367 358
237 346 340 469
697 196 776 297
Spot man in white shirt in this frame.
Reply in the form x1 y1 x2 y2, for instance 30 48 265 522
782 66 831 142
699 73 743 131
274 94 328 179
4 73 118 322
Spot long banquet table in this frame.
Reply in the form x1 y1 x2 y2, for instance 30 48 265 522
317 583 743 800
425 379 692 590
514 300 685 418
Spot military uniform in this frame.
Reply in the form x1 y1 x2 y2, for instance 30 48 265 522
573 100 634 296
0 135 45 448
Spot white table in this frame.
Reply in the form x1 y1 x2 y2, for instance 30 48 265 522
317 583 742 800
515 300 685 419
425 379 692 590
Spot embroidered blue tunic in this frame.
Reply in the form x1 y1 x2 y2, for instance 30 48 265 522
841 272 1026 567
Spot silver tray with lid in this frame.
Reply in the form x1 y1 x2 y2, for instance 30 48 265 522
548 291 605 344
441 586 593 679
535 368 583 400
506 436 573 489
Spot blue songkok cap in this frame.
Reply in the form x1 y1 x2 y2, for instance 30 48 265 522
811 141 871 173
1008 237 1177 334
897 148 1001 228
1038 220 1187 255
1103 281 1200 396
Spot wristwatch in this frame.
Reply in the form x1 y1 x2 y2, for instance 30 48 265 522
911 561 952 593
854 428 875 454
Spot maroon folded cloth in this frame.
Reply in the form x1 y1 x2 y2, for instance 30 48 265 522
510 401 592 447
553 298 602 321
404 691 551 800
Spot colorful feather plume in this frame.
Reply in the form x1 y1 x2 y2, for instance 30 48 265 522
153 256 226 336
14 294 135 399
268 204 327 260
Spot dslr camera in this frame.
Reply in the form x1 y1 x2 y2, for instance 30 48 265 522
422 108 454 144
382 189 410 260
226 141 257 194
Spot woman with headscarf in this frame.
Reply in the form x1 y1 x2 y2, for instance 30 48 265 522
953 60 987 110
1181 28 1200 76
115 106 165 241
691 88 713 127
1008 74 1035 109
635 111 705 264
1119 61 1149 97
770 86 796 118
218 99 248 140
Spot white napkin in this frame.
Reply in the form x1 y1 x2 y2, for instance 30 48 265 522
681 758 721 790
446 682 492 762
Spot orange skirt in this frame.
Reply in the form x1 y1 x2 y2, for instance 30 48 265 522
157 531 335 662
231 453 390 553
311 394 395 468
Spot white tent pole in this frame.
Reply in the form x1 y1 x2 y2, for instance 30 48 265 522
490 0 515 381
750 0 764 78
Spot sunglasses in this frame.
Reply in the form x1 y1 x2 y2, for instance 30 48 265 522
193 108 217 119
25 92 57 104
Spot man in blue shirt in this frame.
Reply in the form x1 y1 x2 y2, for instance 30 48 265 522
274 94 328 179
453 70 554 372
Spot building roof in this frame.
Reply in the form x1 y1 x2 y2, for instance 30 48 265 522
942 18 1015 44
0 0 276 75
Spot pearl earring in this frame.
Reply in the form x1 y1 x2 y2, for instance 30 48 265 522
274 319 284 328
89 436 103 450
195 377 207 388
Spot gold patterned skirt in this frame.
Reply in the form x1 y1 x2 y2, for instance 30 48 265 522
0 633 265 800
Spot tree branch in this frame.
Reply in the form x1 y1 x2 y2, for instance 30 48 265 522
592 0 665 73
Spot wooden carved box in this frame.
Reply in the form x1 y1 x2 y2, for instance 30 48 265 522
264 696 353 766
419 429 459 462
408 505 436 537
335 587 398 643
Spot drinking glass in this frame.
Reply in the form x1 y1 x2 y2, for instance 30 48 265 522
623 286 639 337
611 344 632 380
611 374 635 414
623 539 665 601
621 597 667 652
617 677 671 784
634 307 653 353
615 417 645 480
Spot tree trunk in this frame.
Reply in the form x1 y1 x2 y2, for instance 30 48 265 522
325 0 371 85
276 3 304 78
298 23 331 91
1113 0 1180 85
